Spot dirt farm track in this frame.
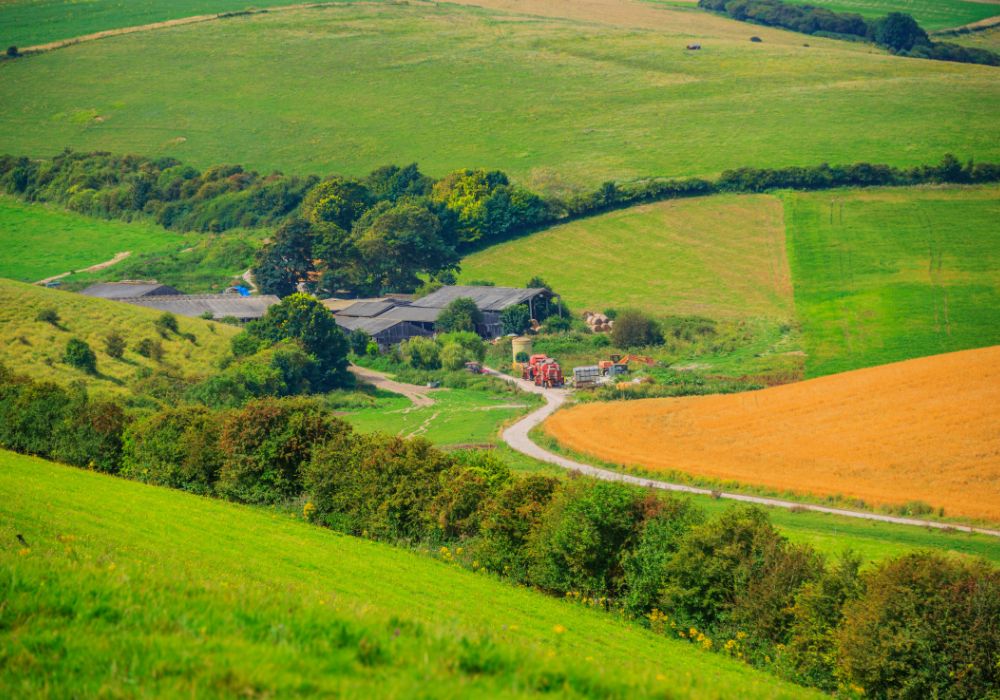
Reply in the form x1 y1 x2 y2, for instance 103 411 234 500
545 346 1000 522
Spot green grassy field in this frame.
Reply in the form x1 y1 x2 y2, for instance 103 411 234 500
1 3 998 188
0 449 820 699
342 387 539 447
784 0 999 30
0 0 303 48
785 185 1000 377
947 25 1000 51
461 194 793 320
0 197 196 282
0 278 237 397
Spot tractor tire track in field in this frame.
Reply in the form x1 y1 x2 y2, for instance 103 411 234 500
484 367 1000 539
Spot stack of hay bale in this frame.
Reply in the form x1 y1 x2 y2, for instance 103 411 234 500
582 311 614 333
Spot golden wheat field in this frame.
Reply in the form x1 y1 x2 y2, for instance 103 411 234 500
545 346 1000 521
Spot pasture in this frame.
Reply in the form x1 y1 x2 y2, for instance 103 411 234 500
784 0 1000 30
0 450 819 699
461 194 793 320
0 279 237 397
1 3 998 187
544 345 1000 522
785 184 1000 377
0 197 194 283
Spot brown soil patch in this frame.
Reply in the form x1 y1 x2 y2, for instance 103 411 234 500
546 346 1000 521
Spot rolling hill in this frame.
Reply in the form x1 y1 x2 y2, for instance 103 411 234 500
0 449 819 698
0 2 997 187
460 193 793 320
0 197 195 283
0 278 238 397
545 345 1000 522
785 184 1000 376
783 0 999 30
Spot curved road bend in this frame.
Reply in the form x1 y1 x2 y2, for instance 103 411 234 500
484 368 1000 539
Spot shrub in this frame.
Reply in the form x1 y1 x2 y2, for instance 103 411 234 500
611 309 662 348
6 46 18 58
348 329 370 355
400 336 440 370
104 331 126 359
216 397 351 504
436 297 483 333
659 505 822 644
51 398 126 473
836 552 1000 700
154 312 180 336
437 331 486 361
475 474 560 583
236 293 350 389
135 337 164 362
63 338 97 373
501 304 531 335
527 480 647 597
121 405 224 493
440 342 471 371
541 315 570 333
304 433 453 540
35 307 60 325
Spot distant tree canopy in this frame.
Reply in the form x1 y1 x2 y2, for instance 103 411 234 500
2 151 1000 300
698 0 1000 66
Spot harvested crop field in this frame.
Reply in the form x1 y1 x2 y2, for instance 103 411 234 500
545 345 1000 522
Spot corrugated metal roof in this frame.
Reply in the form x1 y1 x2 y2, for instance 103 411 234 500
412 286 547 312
337 300 402 317
378 306 442 323
80 282 182 300
335 316 410 334
322 297 387 312
118 294 280 319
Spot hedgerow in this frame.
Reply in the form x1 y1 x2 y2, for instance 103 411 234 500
0 360 996 698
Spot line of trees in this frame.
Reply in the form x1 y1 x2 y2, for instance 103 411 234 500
0 366 996 698
2 151 999 297
698 0 1000 66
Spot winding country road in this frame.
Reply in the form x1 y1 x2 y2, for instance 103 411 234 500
484 368 1000 539
35 251 132 286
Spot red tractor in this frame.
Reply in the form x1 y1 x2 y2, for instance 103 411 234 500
522 354 564 388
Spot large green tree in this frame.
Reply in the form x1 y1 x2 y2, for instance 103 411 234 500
236 294 350 389
435 297 483 334
253 219 314 297
355 202 458 293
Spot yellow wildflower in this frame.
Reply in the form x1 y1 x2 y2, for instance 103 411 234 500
553 624 567 634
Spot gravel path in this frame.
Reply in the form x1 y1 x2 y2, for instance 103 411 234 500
484 367 1000 539
35 251 132 286
348 364 436 409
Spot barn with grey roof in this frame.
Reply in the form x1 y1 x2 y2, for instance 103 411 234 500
80 281 182 300
116 294 280 322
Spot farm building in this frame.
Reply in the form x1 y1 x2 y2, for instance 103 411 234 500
334 315 432 350
327 285 553 340
80 281 182 300
116 294 280 322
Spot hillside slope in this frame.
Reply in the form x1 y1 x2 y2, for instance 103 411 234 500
460 193 793 320
1 3 997 185
0 450 819 698
545 345 1000 522
0 278 237 397
786 185 1000 376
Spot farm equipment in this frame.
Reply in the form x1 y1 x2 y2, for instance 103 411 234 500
598 354 656 375
522 353 565 388
573 365 602 388
465 361 484 374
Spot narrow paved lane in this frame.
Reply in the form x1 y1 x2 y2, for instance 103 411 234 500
485 367 1000 539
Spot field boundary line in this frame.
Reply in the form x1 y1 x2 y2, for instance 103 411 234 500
485 367 1000 539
